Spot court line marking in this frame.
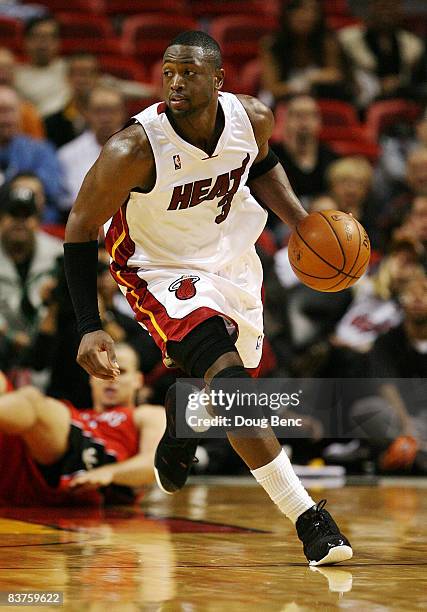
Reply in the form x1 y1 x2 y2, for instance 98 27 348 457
0 539 93 549
143 513 271 533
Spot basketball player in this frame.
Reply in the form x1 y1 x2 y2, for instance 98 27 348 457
64 31 352 565
0 343 165 505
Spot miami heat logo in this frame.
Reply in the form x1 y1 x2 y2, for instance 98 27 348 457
168 275 200 300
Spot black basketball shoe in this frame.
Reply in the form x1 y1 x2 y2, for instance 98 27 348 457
154 382 200 495
296 500 353 566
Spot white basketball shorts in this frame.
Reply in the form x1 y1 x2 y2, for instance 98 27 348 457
111 246 264 369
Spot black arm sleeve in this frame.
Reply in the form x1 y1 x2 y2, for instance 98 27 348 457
63 240 103 337
248 147 280 182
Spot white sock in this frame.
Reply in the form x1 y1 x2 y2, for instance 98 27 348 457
251 449 315 524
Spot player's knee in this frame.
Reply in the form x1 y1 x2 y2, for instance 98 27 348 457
167 316 238 378
204 352 243 383
208 365 263 428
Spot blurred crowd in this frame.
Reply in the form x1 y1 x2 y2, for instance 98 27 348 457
0 0 426 477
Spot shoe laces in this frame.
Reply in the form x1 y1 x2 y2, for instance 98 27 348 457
310 499 337 536
315 499 327 512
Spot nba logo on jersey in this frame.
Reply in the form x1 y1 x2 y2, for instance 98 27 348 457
173 154 181 170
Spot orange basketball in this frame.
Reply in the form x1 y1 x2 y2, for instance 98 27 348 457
288 210 371 292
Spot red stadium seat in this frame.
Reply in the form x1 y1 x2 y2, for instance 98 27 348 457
326 15 363 30
127 96 158 117
22 0 102 14
98 56 147 82
365 99 422 142
320 0 351 16
190 0 274 19
0 17 23 53
42 224 66 241
329 139 381 162
210 15 278 66
122 15 198 62
256 228 277 256
56 13 121 55
103 0 187 16
317 99 360 127
319 125 368 143
220 61 240 93
271 103 287 142
272 99 361 142
240 58 262 96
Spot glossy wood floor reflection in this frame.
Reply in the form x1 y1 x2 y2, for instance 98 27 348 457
0 479 426 611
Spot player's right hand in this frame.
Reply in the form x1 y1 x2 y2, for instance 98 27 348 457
77 330 120 380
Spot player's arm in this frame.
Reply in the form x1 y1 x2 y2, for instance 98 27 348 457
237 95 308 229
69 405 166 490
64 125 154 380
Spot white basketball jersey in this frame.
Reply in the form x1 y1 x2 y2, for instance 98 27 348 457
105 92 267 272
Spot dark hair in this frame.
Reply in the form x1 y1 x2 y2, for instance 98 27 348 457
167 30 222 68
270 0 328 80
24 15 59 38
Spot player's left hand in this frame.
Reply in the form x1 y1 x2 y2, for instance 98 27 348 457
69 466 115 491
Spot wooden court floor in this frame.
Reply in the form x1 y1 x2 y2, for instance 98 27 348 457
0 479 425 611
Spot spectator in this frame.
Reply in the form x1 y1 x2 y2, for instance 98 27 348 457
338 0 424 108
6 173 46 218
333 240 426 352
44 52 99 149
0 185 62 370
382 148 427 245
15 16 69 118
310 193 337 212
0 2 44 20
0 47 45 139
405 147 427 197
326 156 380 248
367 273 427 377
45 52 157 149
271 95 337 207
58 86 126 215
346 275 427 474
374 107 426 203
394 195 427 252
260 0 346 105
0 85 62 211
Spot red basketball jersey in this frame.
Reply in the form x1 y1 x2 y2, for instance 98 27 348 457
68 405 140 463
0 405 139 506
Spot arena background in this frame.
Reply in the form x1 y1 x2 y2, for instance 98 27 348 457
0 1 426 610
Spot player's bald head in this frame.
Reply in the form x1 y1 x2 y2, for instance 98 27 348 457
165 30 222 69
